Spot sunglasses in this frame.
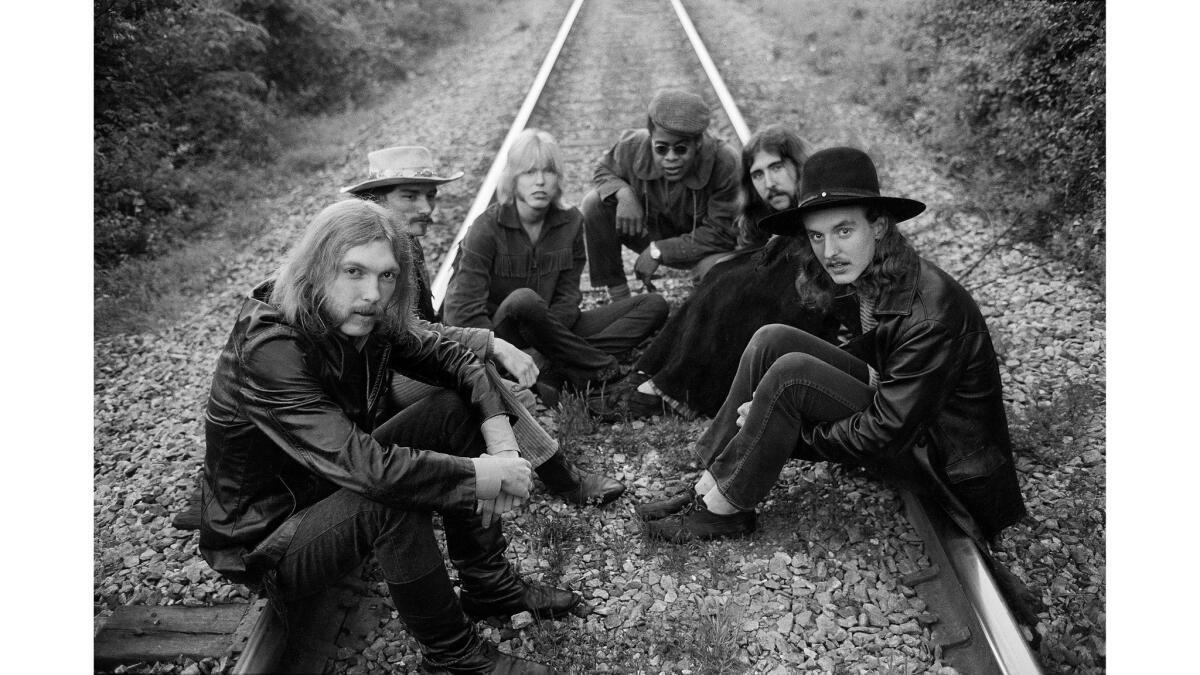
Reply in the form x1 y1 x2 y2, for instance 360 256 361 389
652 142 693 157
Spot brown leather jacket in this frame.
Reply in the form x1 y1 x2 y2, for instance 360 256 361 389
199 281 506 582
820 258 1026 540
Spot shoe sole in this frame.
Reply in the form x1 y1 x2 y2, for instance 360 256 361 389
463 598 581 623
633 495 694 521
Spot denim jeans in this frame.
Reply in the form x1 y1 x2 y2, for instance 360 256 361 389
492 287 667 384
693 324 875 512
580 190 731 287
252 389 488 606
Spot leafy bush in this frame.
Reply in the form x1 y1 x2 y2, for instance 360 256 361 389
887 0 1106 279
94 0 472 268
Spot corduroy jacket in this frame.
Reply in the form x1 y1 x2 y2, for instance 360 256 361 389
593 128 741 265
819 258 1026 541
443 202 587 330
199 281 507 583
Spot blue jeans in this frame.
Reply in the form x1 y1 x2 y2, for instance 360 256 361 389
492 287 667 384
252 390 487 605
694 324 876 511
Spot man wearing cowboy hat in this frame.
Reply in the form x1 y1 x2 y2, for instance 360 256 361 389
580 89 742 300
639 147 1027 558
343 146 626 508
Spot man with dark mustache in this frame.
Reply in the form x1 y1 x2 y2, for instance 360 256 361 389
581 89 742 301
345 146 625 507
200 200 578 672
639 147 1027 559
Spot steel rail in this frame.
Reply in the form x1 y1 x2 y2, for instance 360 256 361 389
668 0 751 144
904 492 1044 674
429 0 587 312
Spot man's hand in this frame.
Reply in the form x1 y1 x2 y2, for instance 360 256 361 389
474 453 533 498
477 492 526 527
633 248 660 284
492 337 538 389
735 401 752 428
615 189 645 237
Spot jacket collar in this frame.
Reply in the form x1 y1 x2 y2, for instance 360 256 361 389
495 201 574 231
874 258 921 316
629 130 719 190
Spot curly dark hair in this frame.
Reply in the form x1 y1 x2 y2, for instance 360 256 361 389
791 204 919 312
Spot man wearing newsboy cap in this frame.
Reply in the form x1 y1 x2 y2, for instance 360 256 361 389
581 89 742 301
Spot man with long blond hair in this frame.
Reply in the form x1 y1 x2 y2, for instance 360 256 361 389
444 128 668 404
199 199 577 673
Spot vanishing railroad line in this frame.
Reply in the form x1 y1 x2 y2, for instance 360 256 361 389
96 1 1044 673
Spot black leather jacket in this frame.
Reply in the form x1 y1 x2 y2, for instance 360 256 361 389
199 282 506 582
820 258 1026 540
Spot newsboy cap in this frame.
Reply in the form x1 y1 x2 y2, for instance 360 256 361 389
647 90 710 136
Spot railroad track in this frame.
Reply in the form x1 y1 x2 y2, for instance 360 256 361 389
96 1 1044 672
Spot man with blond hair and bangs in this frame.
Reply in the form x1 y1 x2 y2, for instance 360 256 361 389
199 199 582 673
444 128 669 403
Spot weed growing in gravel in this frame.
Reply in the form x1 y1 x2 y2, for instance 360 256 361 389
554 392 596 445
521 507 587 586
688 595 747 675
1011 379 1103 460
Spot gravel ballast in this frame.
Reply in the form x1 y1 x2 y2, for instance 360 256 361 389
94 1 1105 673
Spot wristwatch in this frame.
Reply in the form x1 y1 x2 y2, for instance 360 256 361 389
649 242 662 261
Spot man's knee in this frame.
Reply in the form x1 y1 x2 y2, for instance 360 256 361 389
762 352 821 384
750 323 798 350
579 189 607 226
497 288 546 320
633 293 670 329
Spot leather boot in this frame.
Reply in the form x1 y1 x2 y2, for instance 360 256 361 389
386 568 491 674
444 514 580 621
388 570 554 674
535 451 626 507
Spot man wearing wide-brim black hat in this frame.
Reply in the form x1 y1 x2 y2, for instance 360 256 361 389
638 146 1037 633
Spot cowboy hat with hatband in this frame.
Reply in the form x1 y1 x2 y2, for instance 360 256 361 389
759 146 925 236
340 146 464 194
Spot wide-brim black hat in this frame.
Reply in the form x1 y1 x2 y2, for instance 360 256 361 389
759 147 925 236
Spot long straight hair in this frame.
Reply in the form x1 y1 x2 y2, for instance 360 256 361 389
792 205 919 312
741 124 810 225
271 199 417 338
496 128 564 208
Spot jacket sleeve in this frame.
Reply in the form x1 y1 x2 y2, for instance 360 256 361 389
655 142 742 265
239 331 478 514
411 319 493 361
388 327 509 422
547 218 586 328
443 213 499 330
593 129 641 199
801 318 961 464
